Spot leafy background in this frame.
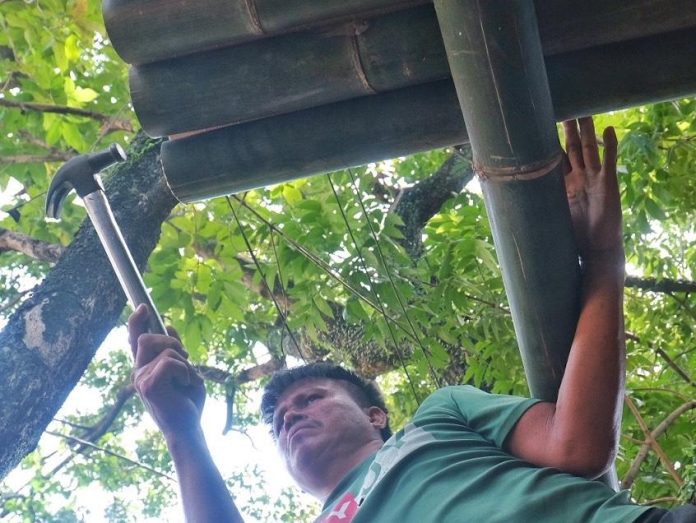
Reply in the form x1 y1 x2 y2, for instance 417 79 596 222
0 0 694 520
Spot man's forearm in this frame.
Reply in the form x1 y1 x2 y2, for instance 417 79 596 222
166 427 245 523
554 255 625 472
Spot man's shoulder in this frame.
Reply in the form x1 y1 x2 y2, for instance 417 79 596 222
423 384 490 402
417 385 536 418
416 384 487 413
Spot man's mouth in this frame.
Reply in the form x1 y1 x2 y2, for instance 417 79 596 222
288 423 316 444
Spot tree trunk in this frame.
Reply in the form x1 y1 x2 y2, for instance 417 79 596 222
0 135 176 479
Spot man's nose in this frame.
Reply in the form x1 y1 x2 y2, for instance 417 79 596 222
283 408 304 433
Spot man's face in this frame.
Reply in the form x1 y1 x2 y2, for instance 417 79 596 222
272 378 383 485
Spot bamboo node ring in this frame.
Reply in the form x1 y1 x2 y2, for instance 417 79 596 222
474 153 563 181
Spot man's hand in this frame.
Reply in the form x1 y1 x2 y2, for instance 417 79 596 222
563 117 623 263
128 304 206 438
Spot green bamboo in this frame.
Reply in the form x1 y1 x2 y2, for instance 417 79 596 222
535 0 696 55
433 0 573 400
162 81 465 201
104 0 696 66
102 0 425 65
129 2 696 137
432 0 618 485
161 27 696 201
130 6 448 137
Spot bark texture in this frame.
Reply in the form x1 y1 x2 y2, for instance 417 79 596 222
0 134 176 479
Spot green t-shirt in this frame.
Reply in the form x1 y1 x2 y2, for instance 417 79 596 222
316 386 652 523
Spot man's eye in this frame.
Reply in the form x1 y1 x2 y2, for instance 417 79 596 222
307 394 321 404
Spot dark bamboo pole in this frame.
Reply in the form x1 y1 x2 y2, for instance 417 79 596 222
162 81 466 201
103 0 696 66
432 0 572 401
128 2 696 137
431 0 618 487
103 0 426 65
129 6 448 136
160 25 696 202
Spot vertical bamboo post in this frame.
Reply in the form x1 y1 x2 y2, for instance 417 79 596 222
432 0 618 487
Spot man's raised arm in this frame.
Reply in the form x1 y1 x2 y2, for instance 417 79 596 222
129 304 245 522
505 117 625 478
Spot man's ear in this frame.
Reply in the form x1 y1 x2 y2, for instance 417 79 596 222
367 406 388 430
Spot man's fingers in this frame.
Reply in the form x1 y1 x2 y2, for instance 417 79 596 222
135 335 186 369
563 120 584 170
127 304 150 359
602 126 618 177
578 117 601 172
135 356 193 397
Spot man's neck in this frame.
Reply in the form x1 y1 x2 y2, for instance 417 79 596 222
305 438 384 503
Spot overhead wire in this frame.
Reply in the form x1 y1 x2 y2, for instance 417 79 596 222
225 195 305 362
230 194 421 344
346 168 443 389
326 173 422 403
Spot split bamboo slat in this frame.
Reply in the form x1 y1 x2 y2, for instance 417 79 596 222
161 27 696 202
123 2 696 137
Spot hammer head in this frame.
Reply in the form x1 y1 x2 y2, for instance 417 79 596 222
46 144 127 219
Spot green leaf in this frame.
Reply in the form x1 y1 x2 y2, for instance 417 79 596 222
61 122 88 151
73 86 98 103
282 185 302 205
345 298 369 323
64 34 80 62
313 295 334 318
644 198 667 220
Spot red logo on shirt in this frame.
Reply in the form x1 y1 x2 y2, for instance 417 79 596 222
316 492 360 522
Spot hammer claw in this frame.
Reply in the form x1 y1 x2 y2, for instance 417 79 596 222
45 144 167 335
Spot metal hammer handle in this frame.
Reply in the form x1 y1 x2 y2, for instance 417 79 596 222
83 191 167 335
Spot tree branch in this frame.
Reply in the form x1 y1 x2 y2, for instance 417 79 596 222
622 396 695 489
0 228 65 263
0 153 74 164
45 358 284 480
0 98 132 131
655 348 696 389
44 429 176 482
625 276 696 294
625 332 696 388
196 357 284 386
394 146 473 258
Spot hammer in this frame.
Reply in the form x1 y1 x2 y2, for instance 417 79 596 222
46 144 167 335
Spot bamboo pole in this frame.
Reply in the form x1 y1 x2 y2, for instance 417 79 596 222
432 0 621 488
162 81 465 201
130 7 448 137
129 2 696 137
103 0 696 65
432 0 571 400
161 27 696 202
103 0 426 65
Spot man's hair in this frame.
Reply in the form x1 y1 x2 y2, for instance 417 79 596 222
260 362 392 441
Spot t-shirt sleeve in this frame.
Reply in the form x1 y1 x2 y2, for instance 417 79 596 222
424 385 542 448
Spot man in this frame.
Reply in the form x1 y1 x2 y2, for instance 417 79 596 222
128 118 695 522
